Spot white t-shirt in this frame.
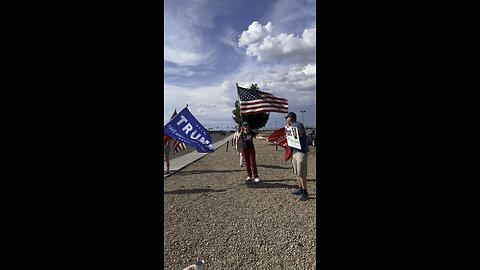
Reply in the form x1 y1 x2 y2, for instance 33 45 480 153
233 131 242 151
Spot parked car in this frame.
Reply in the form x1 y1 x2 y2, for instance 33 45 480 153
312 130 316 147
220 131 226 136
306 129 316 147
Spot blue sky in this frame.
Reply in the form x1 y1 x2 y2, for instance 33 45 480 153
164 0 316 130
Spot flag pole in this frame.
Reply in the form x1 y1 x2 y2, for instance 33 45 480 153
236 83 244 126
165 108 177 145
164 108 178 127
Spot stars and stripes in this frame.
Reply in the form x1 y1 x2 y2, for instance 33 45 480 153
166 109 187 155
237 85 288 115
173 139 187 154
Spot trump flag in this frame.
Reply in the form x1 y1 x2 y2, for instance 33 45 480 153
164 107 214 153
165 109 187 154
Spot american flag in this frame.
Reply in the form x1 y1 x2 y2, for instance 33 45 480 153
237 85 288 115
167 109 187 154
173 139 187 154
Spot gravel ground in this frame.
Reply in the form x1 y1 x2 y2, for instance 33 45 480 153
163 138 317 269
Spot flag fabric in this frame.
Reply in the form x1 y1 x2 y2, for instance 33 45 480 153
164 134 170 148
237 85 288 115
164 107 214 153
267 127 288 147
165 109 188 154
285 145 292 161
173 139 187 154
267 127 292 161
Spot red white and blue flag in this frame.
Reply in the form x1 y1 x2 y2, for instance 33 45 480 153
173 139 187 154
164 107 214 153
237 85 288 115
165 109 188 154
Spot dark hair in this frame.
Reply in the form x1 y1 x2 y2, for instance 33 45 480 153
285 112 297 120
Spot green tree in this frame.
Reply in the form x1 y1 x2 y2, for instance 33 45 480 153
232 84 270 130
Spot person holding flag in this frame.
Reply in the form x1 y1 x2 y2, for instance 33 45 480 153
164 135 171 174
239 122 260 183
233 125 244 167
235 83 289 183
286 112 309 201
164 108 188 175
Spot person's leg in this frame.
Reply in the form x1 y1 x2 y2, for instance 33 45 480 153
298 153 308 190
250 149 258 179
164 155 170 173
292 153 303 194
298 153 309 201
239 152 244 166
292 153 297 177
293 154 302 186
242 150 252 178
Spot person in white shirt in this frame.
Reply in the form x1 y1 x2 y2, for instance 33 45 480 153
233 125 244 166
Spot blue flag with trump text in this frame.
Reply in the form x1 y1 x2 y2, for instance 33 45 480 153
164 107 214 153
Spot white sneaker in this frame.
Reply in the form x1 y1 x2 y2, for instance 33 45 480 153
254 178 260 183
246 177 253 182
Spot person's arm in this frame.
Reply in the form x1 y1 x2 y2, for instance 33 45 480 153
297 123 305 137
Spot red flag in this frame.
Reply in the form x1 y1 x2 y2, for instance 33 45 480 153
267 127 292 161
285 145 292 161
267 128 288 147
164 134 170 147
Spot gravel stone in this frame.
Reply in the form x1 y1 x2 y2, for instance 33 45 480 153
164 139 316 269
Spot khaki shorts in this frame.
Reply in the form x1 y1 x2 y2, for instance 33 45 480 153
292 152 308 179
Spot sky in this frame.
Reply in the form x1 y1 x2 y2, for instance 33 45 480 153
164 0 316 130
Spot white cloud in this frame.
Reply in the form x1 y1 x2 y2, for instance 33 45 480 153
164 32 210 66
164 83 236 127
164 65 195 77
263 0 316 35
163 61 316 129
238 21 273 47
239 22 316 64
233 62 316 106
220 80 239 102
282 64 316 93
164 1 317 129
218 27 246 56
164 48 209 67
163 3 217 66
